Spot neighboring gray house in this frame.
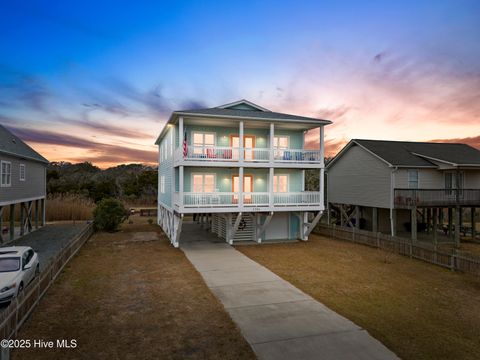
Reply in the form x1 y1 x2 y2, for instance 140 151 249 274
326 139 480 245
0 125 49 242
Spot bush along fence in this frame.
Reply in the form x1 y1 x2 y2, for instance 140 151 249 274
315 223 480 276
0 223 94 352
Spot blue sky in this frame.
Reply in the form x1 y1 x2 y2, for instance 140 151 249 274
1 0 479 166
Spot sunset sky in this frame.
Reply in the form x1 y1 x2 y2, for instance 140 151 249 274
1 0 479 168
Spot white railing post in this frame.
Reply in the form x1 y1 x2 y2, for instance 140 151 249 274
178 117 184 156
179 166 184 209
239 167 244 208
270 122 274 163
269 167 274 208
239 121 244 163
319 125 325 210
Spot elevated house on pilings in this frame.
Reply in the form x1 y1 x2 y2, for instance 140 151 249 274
0 125 48 242
155 99 331 247
326 139 480 247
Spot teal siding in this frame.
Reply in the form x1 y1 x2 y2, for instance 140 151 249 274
274 129 303 149
183 168 302 193
289 214 300 239
185 125 303 150
274 169 303 192
184 168 269 192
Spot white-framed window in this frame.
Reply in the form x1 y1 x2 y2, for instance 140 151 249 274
273 136 289 159
160 176 165 193
1 161 12 187
407 170 418 189
193 132 215 155
273 136 289 149
273 175 288 193
19 164 26 181
192 174 215 192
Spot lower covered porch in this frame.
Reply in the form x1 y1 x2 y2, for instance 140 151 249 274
174 167 321 212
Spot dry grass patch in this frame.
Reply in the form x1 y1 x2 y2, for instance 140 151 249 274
45 194 94 221
236 234 480 360
13 216 254 360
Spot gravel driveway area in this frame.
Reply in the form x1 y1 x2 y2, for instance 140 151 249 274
1 222 90 271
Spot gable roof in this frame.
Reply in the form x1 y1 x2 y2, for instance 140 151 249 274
217 99 271 112
156 99 332 144
328 139 480 169
0 125 49 164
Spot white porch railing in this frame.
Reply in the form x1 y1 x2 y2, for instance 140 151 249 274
274 149 322 162
273 192 321 206
245 148 270 162
178 191 321 209
183 192 238 207
184 146 240 161
178 146 322 163
243 192 270 206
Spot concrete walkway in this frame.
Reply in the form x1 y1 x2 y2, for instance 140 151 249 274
181 226 398 360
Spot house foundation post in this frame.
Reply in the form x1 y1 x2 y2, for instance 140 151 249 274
454 206 461 248
459 207 463 230
439 208 444 231
432 208 438 247
35 199 39 229
411 206 417 241
471 207 476 240
390 208 397 236
41 198 46 226
20 202 25 236
355 206 360 229
426 208 431 234
9 204 15 241
372 207 378 233
448 208 453 239
0 206 3 243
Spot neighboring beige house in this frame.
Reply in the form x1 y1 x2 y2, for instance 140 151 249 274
326 139 480 244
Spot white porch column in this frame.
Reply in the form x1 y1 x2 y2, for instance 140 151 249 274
319 126 325 210
179 166 184 209
269 122 275 163
178 117 184 148
302 170 305 191
239 166 244 208
269 167 274 208
239 120 244 163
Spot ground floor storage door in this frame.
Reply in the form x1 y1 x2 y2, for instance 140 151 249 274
265 213 289 240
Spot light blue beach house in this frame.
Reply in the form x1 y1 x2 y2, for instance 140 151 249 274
156 100 331 247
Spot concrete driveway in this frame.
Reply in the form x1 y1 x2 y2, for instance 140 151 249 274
181 224 398 360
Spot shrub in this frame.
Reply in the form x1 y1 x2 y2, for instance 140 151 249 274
147 218 153 225
93 198 128 232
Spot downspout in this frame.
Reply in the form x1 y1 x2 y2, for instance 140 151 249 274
390 166 399 236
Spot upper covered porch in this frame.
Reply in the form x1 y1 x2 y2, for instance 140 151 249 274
166 103 327 168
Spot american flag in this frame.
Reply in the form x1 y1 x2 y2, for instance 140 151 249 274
183 128 188 157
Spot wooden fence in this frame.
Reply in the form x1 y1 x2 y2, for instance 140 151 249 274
0 223 94 343
315 223 480 276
